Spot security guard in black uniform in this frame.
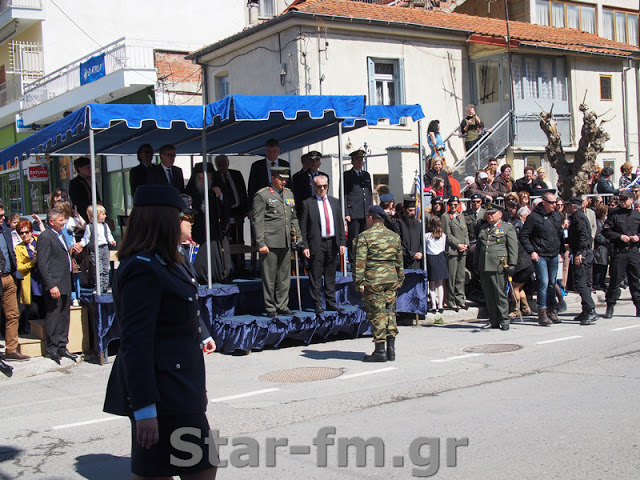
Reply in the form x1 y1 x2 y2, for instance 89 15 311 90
602 190 640 318
566 196 599 325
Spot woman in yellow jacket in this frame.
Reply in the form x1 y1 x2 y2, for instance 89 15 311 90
15 220 44 330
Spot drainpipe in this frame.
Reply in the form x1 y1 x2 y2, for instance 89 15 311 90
623 59 632 164
247 1 259 26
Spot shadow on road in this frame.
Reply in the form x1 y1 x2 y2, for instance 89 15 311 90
0 446 21 480
300 349 364 361
75 453 131 479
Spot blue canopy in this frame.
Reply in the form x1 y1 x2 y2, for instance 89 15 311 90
342 104 425 129
0 95 368 165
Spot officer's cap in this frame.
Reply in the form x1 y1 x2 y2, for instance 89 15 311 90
567 196 583 206
308 150 322 160
449 195 460 204
368 205 386 218
404 197 416 208
271 166 290 179
469 193 483 201
432 196 444 204
619 190 633 199
485 202 501 214
192 162 215 174
134 185 184 210
350 149 365 159
379 193 394 203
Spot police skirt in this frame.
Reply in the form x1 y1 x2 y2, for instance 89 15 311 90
130 413 216 477
427 252 449 282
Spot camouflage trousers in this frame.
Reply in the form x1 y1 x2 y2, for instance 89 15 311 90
362 282 398 343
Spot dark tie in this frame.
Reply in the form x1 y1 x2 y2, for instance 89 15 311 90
323 197 331 236
167 168 174 186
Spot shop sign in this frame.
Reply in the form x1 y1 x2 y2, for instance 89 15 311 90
27 165 48 182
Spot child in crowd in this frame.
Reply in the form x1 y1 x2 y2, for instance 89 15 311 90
425 216 448 314
79 205 115 290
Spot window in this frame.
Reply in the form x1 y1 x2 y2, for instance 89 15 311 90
367 58 404 106
215 74 229 101
258 0 275 18
511 55 567 101
535 1 596 34
600 75 612 101
474 59 499 104
603 8 639 46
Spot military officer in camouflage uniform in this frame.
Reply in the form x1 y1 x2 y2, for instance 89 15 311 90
475 203 518 330
441 196 469 311
252 166 304 317
354 205 404 362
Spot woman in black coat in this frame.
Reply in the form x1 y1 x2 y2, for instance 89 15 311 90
103 185 217 479
593 205 610 291
424 157 452 198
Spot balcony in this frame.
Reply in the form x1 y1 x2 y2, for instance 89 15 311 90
0 1 45 44
21 37 158 125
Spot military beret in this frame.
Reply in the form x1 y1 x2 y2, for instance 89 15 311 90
485 202 501 214
567 196 583 206
469 193 482 200
308 150 322 160
619 189 633 199
449 195 460 203
271 166 290 178
404 197 416 208
368 205 386 218
350 149 365 158
134 185 184 210
192 162 215 174
379 193 394 203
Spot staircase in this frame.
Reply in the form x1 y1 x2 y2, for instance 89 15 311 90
452 111 512 187
17 306 90 357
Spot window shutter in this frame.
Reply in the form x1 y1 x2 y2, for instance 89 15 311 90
397 58 406 124
367 57 376 105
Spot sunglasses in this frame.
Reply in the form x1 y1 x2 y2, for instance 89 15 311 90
180 213 194 224
544 199 557 204
18 231 31 235
472 200 482 203
315 184 329 190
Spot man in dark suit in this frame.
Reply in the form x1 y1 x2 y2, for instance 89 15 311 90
301 175 346 313
148 144 185 193
214 154 249 274
0 203 28 363
344 149 373 263
292 150 328 217
128 143 155 197
37 208 77 364
247 138 290 207
69 156 102 222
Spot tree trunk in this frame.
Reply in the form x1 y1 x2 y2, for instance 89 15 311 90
538 102 610 199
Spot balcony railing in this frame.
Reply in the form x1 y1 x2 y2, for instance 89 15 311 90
0 0 42 13
22 37 156 110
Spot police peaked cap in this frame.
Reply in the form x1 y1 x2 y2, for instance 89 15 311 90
134 185 184 210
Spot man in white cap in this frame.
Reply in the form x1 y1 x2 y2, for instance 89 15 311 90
465 171 499 201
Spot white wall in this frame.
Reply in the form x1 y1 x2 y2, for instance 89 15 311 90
39 0 248 73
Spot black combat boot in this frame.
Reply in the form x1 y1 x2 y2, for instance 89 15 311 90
363 342 387 362
580 309 599 325
574 310 587 323
386 336 396 361
538 308 551 326
603 304 614 319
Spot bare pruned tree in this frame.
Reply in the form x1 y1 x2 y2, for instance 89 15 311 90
538 96 611 199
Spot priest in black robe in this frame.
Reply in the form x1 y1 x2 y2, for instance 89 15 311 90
397 197 424 269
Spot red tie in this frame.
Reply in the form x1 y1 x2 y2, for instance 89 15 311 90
323 197 331 236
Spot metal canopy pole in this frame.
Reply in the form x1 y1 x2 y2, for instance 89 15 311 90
18 154 26 213
89 128 101 295
338 122 347 276
201 114 213 288
417 119 426 269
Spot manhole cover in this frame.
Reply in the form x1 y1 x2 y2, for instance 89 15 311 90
259 367 343 383
463 344 523 354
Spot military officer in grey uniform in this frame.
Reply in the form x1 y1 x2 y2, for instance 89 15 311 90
441 196 469 311
475 203 518 330
252 166 304 317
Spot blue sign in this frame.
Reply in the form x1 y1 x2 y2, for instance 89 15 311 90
80 53 105 86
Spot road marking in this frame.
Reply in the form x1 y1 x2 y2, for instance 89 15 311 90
431 353 483 363
339 367 398 379
210 388 280 403
52 417 124 430
611 325 640 331
536 335 583 345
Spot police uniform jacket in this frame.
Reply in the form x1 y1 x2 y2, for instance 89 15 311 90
442 212 469 256
252 185 303 250
343 168 373 220
602 206 640 251
568 210 593 255
103 253 206 417
475 220 518 273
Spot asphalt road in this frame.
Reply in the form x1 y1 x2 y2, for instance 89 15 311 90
1 292 639 479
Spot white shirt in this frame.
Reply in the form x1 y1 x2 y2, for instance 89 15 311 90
425 233 447 255
316 195 335 238
80 222 115 247
224 172 240 208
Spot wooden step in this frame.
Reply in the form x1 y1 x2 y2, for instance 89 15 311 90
28 306 90 354
18 334 45 357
